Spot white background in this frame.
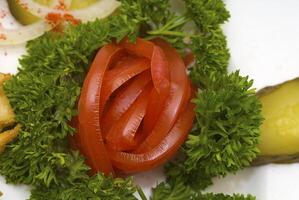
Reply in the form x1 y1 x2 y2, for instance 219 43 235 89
1 0 299 199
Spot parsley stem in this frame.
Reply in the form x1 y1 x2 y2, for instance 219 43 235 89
147 30 186 37
137 186 148 200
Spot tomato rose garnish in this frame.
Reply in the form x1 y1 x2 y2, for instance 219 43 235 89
73 38 195 175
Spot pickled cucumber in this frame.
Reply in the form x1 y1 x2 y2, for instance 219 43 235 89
255 78 299 164
8 0 98 25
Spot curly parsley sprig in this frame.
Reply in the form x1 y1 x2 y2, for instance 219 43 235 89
151 180 256 200
1 0 177 198
161 0 263 194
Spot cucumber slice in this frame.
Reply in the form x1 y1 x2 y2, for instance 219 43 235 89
8 0 98 25
8 0 41 25
258 78 299 156
70 0 98 9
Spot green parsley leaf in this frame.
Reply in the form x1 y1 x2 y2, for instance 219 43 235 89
2 20 110 188
187 72 262 177
151 180 195 200
163 0 263 194
184 0 230 32
165 73 262 190
1 2 147 198
151 179 256 200
189 29 230 87
30 174 138 200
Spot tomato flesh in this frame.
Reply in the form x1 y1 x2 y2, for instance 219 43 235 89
101 71 151 135
109 102 195 173
105 83 152 151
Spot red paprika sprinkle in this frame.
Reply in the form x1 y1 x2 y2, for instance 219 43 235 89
0 34 7 41
55 0 68 10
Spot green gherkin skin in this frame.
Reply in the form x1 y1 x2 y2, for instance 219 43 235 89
253 154 299 166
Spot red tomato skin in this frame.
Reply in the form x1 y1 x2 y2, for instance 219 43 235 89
121 38 154 59
77 43 124 175
135 38 188 153
142 45 170 134
74 38 195 175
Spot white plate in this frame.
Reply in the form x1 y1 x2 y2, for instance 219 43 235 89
1 0 299 199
